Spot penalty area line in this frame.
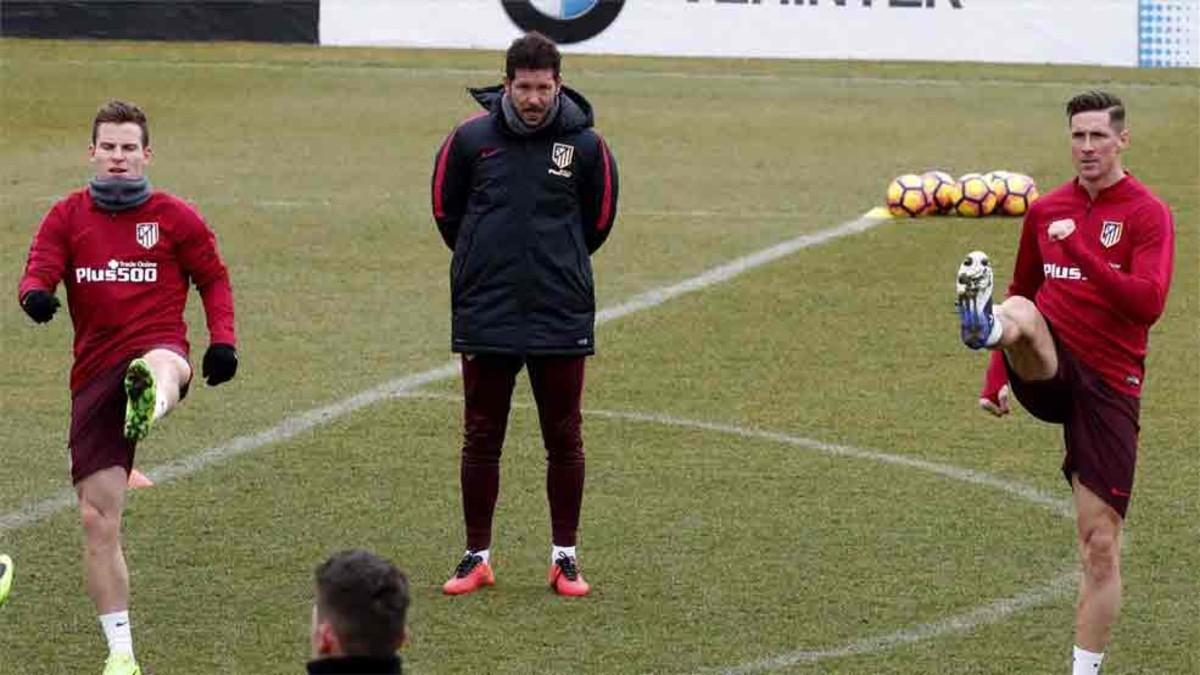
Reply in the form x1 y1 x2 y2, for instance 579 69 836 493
396 391 1078 673
1 211 889 535
711 569 1077 674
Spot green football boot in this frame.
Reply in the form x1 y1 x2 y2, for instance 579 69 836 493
0 554 13 607
102 652 141 675
123 358 156 443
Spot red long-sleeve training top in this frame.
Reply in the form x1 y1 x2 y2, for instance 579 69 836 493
984 173 1174 398
19 189 236 392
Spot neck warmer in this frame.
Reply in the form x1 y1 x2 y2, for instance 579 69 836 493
88 176 151 212
501 92 561 136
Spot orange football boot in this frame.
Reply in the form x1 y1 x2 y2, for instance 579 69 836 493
442 553 494 595
548 554 590 597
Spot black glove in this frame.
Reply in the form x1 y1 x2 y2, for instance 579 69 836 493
21 290 60 323
202 343 238 386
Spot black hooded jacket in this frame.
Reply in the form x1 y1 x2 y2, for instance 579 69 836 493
431 84 619 356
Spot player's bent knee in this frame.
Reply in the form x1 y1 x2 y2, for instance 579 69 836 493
79 501 119 542
1082 528 1120 583
145 348 191 384
997 296 1040 333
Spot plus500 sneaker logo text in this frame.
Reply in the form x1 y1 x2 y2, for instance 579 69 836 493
76 259 159 283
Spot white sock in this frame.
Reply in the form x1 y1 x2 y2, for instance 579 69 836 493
984 312 1004 347
1072 646 1104 674
552 545 576 563
99 611 133 656
467 548 490 564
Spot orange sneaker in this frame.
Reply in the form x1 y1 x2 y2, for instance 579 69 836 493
548 554 590 597
442 553 494 595
127 469 154 489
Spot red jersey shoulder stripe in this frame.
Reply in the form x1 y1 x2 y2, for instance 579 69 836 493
432 112 488 219
595 135 614 232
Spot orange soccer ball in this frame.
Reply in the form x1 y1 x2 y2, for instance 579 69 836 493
922 170 960 215
982 170 1012 208
997 173 1041 216
886 173 931 218
955 173 998 217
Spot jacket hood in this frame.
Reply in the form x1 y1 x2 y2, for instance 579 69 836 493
469 84 594 134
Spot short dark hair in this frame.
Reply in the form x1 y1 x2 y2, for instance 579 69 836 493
1066 90 1125 130
505 32 561 80
315 550 409 657
92 100 149 146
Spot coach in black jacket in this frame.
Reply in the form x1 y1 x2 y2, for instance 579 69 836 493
431 32 618 598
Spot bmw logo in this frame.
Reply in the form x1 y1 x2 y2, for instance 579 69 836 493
502 0 626 44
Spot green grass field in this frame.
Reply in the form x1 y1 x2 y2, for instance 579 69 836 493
0 40 1197 674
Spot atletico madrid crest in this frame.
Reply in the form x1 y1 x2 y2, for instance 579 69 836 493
552 143 574 170
548 143 575 178
1099 220 1123 248
135 222 159 250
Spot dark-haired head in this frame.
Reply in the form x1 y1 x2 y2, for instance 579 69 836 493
312 549 409 658
506 32 561 80
1066 90 1125 131
92 100 149 146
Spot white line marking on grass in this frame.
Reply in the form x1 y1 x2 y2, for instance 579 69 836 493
597 215 881 324
0 364 458 533
42 58 1188 90
599 409 1077 673
714 570 1077 674
590 410 1075 518
395 392 1078 673
396 392 1074 519
0 213 888 535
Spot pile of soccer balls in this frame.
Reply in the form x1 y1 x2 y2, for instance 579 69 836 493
885 170 1040 218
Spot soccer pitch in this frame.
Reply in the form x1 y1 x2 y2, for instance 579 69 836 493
0 40 1196 674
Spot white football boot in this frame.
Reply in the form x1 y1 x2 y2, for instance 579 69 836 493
956 250 998 350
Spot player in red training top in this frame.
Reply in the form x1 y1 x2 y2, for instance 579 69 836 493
955 91 1174 675
18 100 239 675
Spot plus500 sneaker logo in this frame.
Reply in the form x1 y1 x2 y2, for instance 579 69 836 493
501 0 625 44
76 259 159 283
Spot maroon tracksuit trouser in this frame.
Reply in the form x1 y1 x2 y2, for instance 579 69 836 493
460 353 586 550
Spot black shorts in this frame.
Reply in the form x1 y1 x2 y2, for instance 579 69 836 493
67 349 190 484
1005 337 1141 518
69 359 137 484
